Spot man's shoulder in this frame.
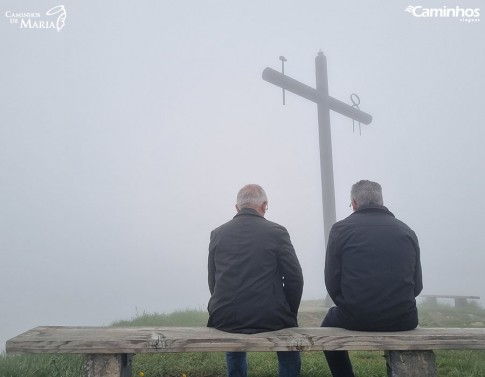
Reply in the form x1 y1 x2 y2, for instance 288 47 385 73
211 217 237 233
331 208 417 238
241 216 288 234
332 206 399 228
211 213 280 230
332 214 359 229
264 219 290 237
211 209 289 236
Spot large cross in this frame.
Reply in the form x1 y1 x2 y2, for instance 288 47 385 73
262 51 373 246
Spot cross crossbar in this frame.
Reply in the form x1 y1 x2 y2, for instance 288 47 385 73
262 67 372 125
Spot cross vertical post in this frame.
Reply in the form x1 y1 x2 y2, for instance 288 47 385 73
315 51 336 244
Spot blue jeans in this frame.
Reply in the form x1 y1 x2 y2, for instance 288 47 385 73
226 351 301 377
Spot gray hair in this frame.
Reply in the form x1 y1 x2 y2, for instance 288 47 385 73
237 184 268 209
351 180 383 206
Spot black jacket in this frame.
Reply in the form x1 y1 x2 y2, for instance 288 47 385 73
207 208 304 333
325 205 423 331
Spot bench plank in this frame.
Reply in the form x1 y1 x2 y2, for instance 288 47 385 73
6 326 485 354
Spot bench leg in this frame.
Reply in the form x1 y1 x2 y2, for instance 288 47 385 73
454 297 467 307
385 350 437 377
424 297 437 306
83 353 133 377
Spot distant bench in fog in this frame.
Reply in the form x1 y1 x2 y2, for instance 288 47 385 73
421 294 480 308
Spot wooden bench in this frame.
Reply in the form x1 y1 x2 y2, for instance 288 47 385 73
421 295 480 308
6 326 485 377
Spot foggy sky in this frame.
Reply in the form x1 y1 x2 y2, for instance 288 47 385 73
1 1 484 351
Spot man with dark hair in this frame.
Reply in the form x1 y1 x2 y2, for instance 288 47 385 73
208 184 304 377
322 180 423 377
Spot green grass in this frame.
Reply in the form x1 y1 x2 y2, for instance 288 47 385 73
112 309 209 327
0 354 83 377
435 350 485 377
418 301 485 328
2 301 484 377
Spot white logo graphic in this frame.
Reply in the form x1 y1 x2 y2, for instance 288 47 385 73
5 5 67 31
405 6 419 14
46 5 66 32
405 5 480 22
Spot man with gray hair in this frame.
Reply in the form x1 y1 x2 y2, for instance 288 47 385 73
208 184 304 377
322 180 423 377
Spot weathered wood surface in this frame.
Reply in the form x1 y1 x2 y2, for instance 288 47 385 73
6 326 485 355
83 354 132 377
385 350 437 377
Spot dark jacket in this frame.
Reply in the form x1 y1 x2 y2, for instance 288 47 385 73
207 208 304 334
325 204 423 331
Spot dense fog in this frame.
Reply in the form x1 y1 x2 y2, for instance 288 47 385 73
1 1 484 350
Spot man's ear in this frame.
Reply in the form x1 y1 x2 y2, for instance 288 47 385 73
235 204 240 212
351 199 358 211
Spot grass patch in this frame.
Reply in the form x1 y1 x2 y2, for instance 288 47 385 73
418 301 485 328
112 309 209 327
133 352 226 377
436 350 485 377
0 354 83 377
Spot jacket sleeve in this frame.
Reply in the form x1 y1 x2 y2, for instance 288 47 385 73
413 234 423 297
324 225 341 302
277 226 304 315
208 230 216 295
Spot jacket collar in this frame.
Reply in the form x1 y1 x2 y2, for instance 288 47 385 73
234 207 264 219
354 204 395 217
